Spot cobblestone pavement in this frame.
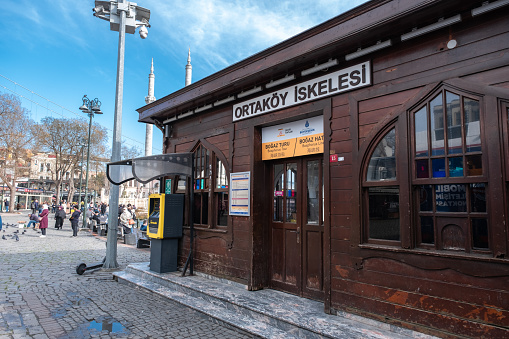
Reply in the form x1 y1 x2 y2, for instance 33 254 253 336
0 211 255 339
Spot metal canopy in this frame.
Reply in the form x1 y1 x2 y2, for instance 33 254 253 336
106 153 193 185
105 152 195 276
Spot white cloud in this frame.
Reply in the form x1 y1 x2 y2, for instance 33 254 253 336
148 0 368 70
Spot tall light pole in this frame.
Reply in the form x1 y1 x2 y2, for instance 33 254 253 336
79 95 103 229
77 140 86 209
93 0 151 269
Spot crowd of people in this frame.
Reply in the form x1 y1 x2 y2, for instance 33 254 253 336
8 199 141 240
24 200 114 238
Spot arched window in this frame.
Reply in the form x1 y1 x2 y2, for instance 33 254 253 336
188 143 229 228
411 88 488 252
362 128 400 243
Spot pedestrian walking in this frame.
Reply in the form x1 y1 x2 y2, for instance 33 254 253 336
54 206 66 229
69 205 81 237
4 199 8 212
38 204 49 238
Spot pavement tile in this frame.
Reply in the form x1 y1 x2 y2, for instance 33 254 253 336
0 211 254 338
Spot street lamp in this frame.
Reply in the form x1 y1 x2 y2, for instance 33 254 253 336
93 0 151 269
79 95 103 229
77 139 87 210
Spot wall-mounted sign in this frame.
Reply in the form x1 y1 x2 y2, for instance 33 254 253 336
229 171 250 216
262 116 323 160
165 179 172 194
233 61 371 122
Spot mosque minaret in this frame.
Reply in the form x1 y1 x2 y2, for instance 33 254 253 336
144 58 156 156
144 51 192 158
185 48 192 87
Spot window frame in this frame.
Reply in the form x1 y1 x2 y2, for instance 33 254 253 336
186 143 230 229
361 124 403 247
409 87 490 254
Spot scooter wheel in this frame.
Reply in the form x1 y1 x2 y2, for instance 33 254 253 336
76 263 87 275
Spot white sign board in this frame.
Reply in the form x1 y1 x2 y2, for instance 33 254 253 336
229 172 250 216
233 61 371 121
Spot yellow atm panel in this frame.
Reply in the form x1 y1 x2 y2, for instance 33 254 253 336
147 193 184 239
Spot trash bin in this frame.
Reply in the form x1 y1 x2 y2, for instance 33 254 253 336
124 233 136 245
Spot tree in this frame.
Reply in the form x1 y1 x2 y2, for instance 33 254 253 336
0 93 34 212
120 144 143 198
35 117 108 204
121 144 142 160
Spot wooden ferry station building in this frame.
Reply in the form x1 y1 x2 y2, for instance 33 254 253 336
135 0 509 337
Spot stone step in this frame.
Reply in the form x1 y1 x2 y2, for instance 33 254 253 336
114 262 427 339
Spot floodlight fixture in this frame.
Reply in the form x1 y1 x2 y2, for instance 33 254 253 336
472 0 509 16
237 86 262 98
301 59 338 76
195 104 213 113
265 74 296 89
345 40 392 61
400 15 462 41
215 96 235 106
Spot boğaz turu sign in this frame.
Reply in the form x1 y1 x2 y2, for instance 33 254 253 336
233 61 371 122
262 116 323 160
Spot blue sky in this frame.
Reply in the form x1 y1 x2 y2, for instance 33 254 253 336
1 0 368 157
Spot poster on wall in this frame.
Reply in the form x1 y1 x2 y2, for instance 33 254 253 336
262 115 324 160
229 171 250 216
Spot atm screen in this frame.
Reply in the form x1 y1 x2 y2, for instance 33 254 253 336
150 198 160 218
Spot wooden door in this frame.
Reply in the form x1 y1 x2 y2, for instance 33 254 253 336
270 156 324 300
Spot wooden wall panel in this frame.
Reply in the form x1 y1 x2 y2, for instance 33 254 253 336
331 226 350 241
357 88 421 141
331 289 509 338
175 141 195 153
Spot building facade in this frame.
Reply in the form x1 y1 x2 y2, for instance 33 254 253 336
137 1 509 337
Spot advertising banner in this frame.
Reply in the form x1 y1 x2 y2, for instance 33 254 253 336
262 116 323 160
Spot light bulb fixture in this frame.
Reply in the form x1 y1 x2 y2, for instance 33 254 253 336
301 59 338 76
400 15 462 41
237 86 262 98
472 0 509 16
345 40 392 61
265 74 296 89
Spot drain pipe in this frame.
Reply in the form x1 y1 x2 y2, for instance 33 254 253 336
182 158 195 276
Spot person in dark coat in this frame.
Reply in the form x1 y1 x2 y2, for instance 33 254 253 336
69 205 81 237
38 204 49 238
54 206 66 229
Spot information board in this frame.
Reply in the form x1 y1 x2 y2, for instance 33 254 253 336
229 172 250 216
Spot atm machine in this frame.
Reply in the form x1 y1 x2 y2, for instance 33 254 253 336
147 193 184 273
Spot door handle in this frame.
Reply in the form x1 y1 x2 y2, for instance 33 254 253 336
296 226 300 244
